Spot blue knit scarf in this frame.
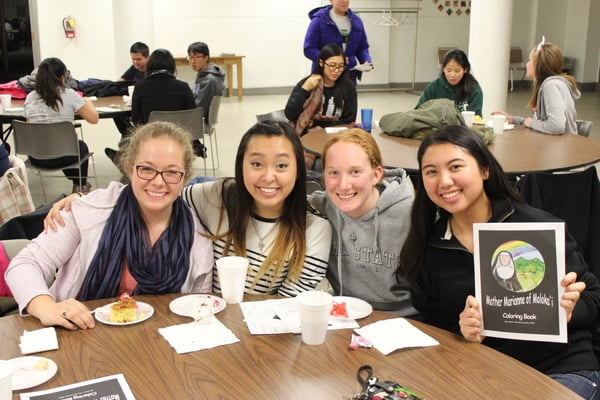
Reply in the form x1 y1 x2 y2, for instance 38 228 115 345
79 185 193 301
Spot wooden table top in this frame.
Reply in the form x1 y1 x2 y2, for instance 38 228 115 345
301 125 600 176
0 96 131 123
0 293 579 399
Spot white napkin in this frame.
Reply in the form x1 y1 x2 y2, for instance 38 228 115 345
352 62 374 72
158 318 239 354
240 298 358 335
354 318 439 355
19 327 59 354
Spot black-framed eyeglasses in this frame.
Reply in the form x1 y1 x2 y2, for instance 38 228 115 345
186 54 206 61
323 62 346 72
134 164 185 184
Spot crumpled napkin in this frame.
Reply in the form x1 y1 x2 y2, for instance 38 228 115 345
354 318 439 355
158 318 239 354
19 327 59 354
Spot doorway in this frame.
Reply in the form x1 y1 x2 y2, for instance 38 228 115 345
0 0 33 82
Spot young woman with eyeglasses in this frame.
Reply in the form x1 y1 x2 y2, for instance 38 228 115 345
285 43 357 169
285 44 357 132
6 122 214 330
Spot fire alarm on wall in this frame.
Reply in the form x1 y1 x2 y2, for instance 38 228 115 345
63 17 76 38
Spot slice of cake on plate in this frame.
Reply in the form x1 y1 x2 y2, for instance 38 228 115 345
109 293 137 323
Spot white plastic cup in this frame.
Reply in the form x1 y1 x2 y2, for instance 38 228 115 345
216 256 248 304
491 114 507 134
127 85 135 99
296 291 333 345
461 111 475 127
0 94 11 111
0 360 14 400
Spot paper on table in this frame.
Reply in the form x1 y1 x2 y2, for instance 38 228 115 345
354 318 439 355
158 318 239 354
19 327 59 354
325 127 348 134
240 298 358 335
96 106 121 112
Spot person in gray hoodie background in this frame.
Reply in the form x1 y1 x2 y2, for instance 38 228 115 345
309 128 417 315
187 41 225 157
493 38 580 135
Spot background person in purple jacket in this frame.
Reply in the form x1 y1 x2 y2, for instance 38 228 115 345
304 0 372 85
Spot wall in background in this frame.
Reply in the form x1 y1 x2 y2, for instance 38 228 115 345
27 0 599 91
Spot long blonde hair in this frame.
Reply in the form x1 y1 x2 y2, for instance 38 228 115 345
213 121 307 289
528 42 578 109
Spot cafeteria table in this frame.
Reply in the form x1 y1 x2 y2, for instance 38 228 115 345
0 96 131 144
301 124 600 177
0 293 581 399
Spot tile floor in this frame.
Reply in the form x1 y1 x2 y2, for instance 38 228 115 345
8 88 600 207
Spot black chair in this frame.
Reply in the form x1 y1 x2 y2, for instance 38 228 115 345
516 167 600 360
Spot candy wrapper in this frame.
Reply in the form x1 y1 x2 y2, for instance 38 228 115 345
349 334 372 350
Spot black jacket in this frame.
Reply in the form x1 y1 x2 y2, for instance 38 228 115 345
412 197 600 374
131 72 195 124
284 76 357 127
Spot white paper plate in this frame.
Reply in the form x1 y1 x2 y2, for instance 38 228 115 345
169 294 227 319
330 296 373 320
94 301 154 326
10 356 58 390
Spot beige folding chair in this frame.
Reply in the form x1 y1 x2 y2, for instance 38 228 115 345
148 107 209 174
509 47 527 91
256 109 287 123
11 120 97 203
437 47 456 69
204 96 222 175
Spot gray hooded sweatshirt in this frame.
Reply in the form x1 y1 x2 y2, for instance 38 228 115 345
309 167 416 315
193 63 225 120
512 76 581 134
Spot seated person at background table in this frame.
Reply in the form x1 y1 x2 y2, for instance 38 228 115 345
187 41 225 158
416 49 483 117
44 121 331 298
304 0 372 85
395 125 600 398
493 37 580 135
107 41 150 162
285 43 357 169
24 57 98 194
6 121 214 330
118 41 150 84
130 48 195 125
308 128 416 315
